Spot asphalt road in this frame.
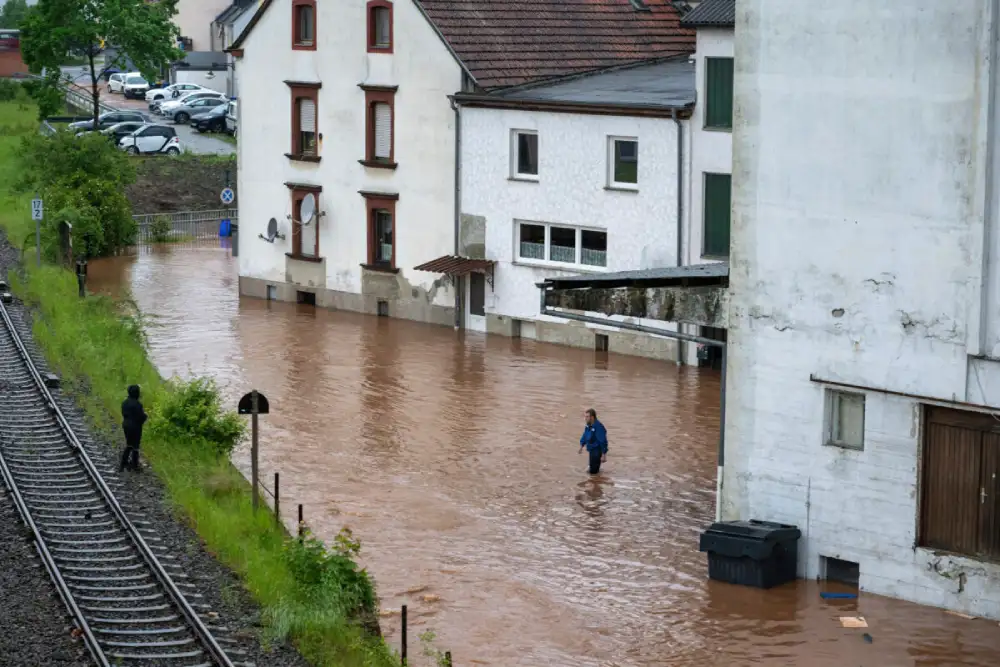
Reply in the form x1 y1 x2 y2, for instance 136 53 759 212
59 66 235 157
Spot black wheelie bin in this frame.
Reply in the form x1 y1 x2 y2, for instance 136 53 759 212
699 519 801 589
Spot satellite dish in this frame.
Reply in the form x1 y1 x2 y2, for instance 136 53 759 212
300 194 315 226
266 218 278 238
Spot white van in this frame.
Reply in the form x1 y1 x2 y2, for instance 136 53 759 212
225 100 238 135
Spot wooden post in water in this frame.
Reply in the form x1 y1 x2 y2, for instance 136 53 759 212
251 390 259 512
274 472 280 523
444 651 452 667
401 605 407 666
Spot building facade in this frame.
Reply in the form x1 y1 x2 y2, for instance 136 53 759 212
453 61 695 360
175 0 233 52
725 0 1000 619
229 0 695 327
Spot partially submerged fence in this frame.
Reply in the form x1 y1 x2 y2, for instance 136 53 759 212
133 208 238 244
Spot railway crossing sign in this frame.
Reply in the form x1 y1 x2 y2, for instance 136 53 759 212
220 187 235 206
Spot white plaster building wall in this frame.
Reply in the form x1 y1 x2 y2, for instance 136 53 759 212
686 28 733 267
175 0 232 51
236 0 462 306
726 0 1000 618
461 106 684 336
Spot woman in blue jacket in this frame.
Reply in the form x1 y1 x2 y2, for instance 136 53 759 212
579 408 608 475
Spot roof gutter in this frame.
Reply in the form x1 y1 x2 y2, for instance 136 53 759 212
450 95 462 329
452 93 695 119
672 107 686 366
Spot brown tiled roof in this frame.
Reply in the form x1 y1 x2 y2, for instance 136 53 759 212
417 0 695 90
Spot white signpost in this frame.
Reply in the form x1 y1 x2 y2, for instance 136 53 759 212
31 196 43 267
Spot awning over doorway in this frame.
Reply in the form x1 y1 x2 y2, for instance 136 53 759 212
414 255 496 287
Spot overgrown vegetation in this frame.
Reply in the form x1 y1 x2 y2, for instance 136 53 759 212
15 120 137 258
0 102 396 666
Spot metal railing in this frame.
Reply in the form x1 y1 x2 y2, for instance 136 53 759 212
133 208 238 244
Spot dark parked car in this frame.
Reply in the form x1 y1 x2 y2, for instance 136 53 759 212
68 111 147 132
101 121 147 144
191 104 228 133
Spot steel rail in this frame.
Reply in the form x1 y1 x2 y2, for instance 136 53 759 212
0 298 236 667
0 444 109 667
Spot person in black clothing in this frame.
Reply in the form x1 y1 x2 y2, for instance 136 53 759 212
119 384 148 472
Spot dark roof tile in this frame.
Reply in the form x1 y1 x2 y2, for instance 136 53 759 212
417 0 694 89
679 0 735 28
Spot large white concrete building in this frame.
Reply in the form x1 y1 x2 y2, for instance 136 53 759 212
451 61 695 360
725 0 1000 619
228 0 694 325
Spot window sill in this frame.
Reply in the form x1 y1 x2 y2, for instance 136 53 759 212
368 45 393 53
700 254 730 261
508 176 539 183
360 263 398 274
604 185 639 193
512 259 608 273
286 153 321 163
702 125 733 133
286 253 324 263
823 440 864 452
292 42 316 51
359 159 398 170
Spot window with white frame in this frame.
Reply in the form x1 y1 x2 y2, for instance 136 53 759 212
516 222 607 268
608 136 638 188
511 130 538 179
824 389 865 450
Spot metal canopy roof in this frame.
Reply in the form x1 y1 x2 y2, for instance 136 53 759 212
413 255 496 275
541 263 729 290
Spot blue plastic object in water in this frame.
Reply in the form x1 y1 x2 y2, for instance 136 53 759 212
820 592 858 599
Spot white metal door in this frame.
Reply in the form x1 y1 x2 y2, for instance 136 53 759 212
466 273 487 333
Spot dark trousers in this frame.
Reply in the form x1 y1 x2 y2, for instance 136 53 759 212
120 430 141 471
588 448 603 475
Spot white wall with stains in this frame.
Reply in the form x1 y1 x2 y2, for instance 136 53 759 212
460 105 686 340
725 0 1000 619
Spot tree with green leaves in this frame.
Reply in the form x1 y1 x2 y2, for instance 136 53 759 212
0 0 30 29
19 0 181 127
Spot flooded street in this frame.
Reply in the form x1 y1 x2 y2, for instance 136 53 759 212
88 242 1000 666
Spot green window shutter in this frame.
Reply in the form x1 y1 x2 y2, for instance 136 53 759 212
703 173 732 258
705 57 734 129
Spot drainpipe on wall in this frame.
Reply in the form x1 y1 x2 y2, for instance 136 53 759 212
978 0 1000 383
451 96 463 329
673 108 686 366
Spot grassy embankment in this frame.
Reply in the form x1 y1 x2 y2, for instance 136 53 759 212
0 100 396 667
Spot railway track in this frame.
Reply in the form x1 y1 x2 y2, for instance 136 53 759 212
0 293 240 667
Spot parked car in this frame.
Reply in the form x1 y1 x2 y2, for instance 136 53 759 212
119 124 182 155
225 100 238 135
158 91 226 118
68 110 148 132
107 73 128 94
100 121 148 144
123 74 150 99
191 104 229 133
164 96 225 124
145 82 206 104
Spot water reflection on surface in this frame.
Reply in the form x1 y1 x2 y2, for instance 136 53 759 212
88 243 1000 666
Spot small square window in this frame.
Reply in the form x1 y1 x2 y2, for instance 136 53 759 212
825 390 865 450
511 130 538 179
609 137 638 188
581 230 607 267
548 226 576 263
518 223 545 260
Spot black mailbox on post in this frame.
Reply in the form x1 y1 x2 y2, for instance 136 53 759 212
699 519 801 589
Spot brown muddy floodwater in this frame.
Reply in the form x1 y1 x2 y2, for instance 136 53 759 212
88 242 1000 666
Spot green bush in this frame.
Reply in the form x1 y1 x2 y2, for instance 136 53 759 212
0 78 20 102
150 215 172 243
150 377 246 458
15 127 137 257
283 528 378 618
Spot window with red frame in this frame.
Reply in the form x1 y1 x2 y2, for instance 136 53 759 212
367 1 393 53
293 0 316 49
362 86 395 167
289 187 321 258
287 82 320 159
362 193 397 269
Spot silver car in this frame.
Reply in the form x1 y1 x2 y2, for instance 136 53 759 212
158 92 227 121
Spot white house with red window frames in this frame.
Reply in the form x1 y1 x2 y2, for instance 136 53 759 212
227 0 466 323
227 0 695 325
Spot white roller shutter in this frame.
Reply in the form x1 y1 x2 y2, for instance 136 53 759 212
300 213 317 257
299 98 316 134
374 103 391 159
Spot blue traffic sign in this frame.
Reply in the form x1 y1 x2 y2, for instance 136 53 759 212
220 187 235 205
